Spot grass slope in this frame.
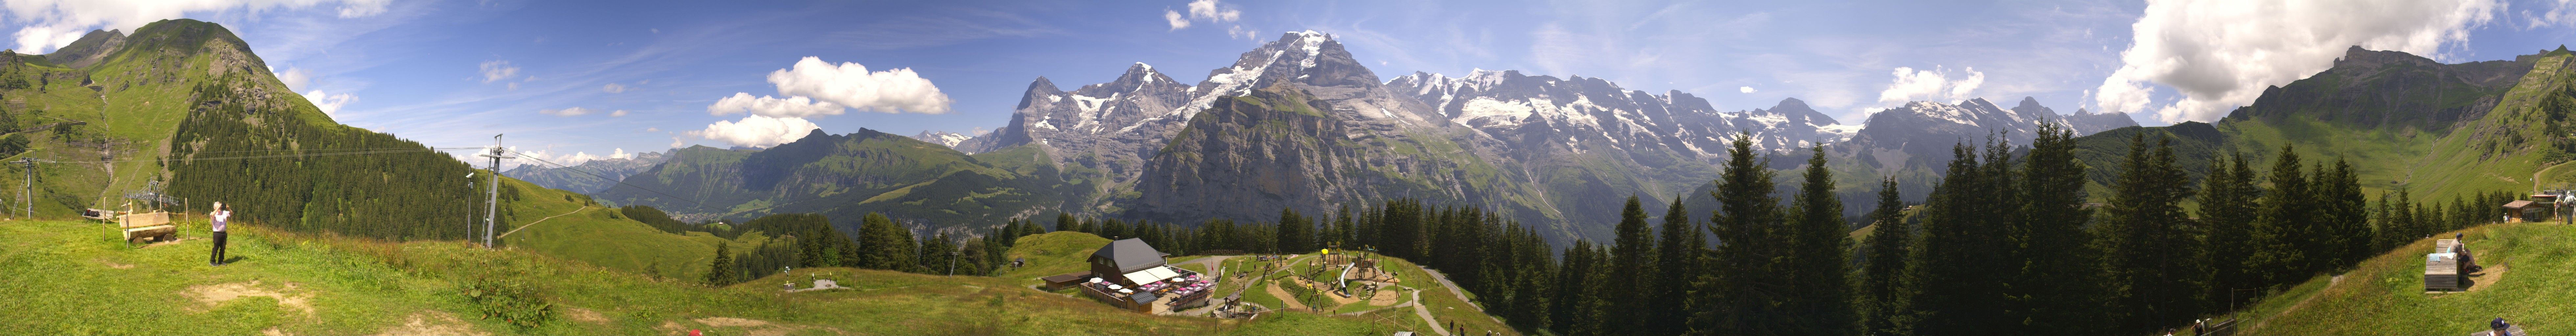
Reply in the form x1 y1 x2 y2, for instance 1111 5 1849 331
2234 222 2576 335
0 219 1266 335
1000 231 1524 335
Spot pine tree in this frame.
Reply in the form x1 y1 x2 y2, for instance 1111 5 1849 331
1859 178 1912 335
2199 152 2260 310
1649 195 1699 336
1901 141 2011 336
2249 145 2312 288
1787 145 1856 335
2096 134 2202 331
2012 124 2104 334
856 212 920 271
1692 132 1784 335
1605 196 1655 335
705 242 735 285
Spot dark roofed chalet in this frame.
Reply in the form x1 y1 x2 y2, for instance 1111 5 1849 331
1090 238 1169 285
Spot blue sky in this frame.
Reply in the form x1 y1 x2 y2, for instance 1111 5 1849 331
6 0 2574 166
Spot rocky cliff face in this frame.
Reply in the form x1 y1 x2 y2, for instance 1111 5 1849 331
43 29 127 69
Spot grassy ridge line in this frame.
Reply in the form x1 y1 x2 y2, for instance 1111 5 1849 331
493 175 719 280
2235 222 2576 334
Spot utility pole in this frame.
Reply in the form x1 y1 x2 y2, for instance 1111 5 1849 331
947 251 959 276
14 157 54 219
465 172 475 241
476 135 514 248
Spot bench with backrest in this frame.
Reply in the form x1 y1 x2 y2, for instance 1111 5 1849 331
118 212 176 247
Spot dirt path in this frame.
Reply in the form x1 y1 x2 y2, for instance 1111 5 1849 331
1265 282 1308 310
496 205 587 238
1410 290 1449 336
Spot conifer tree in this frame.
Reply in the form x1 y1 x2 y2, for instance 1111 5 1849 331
1859 178 1912 335
706 242 735 285
2097 134 2201 331
2199 152 2260 309
1787 145 1856 335
1901 141 2009 336
2012 124 2105 334
1692 132 1783 335
2249 145 2312 287
856 212 920 271
1648 195 1699 336
1605 196 1655 335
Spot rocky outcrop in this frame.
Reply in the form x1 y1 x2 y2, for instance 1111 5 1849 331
42 29 127 69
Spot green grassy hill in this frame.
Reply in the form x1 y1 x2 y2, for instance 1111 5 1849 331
2228 222 2575 334
600 129 1072 234
0 219 1342 335
1001 231 1527 335
2057 49 2576 205
491 175 720 280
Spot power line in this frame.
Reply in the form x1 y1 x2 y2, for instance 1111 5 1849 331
499 148 711 209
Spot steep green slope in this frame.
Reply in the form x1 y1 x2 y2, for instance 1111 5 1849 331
2058 49 2576 204
0 19 485 242
2232 222 2572 334
601 129 1070 234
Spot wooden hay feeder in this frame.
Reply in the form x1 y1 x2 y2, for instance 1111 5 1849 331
118 212 176 247
2425 239 2477 292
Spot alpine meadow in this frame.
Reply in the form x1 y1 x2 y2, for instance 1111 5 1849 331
2 1 2574 335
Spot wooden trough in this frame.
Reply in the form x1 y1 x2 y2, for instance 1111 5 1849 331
2426 239 2478 292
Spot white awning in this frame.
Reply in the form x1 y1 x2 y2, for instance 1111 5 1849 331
1122 269 1161 285
1149 266 1182 281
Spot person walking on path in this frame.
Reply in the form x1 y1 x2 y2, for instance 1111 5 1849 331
209 202 231 266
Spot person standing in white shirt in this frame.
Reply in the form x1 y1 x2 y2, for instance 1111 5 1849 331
210 202 231 266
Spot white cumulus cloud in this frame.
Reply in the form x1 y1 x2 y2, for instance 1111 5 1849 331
602 82 629 93
277 67 313 91
708 92 846 118
1165 10 1191 30
1739 86 1756 94
538 107 596 117
1876 66 1984 107
301 90 356 116
692 115 822 148
610 109 630 117
609 148 631 160
765 57 952 114
1165 0 1241 31
479 60 518 83
2 0 392 53
2095 0 2501 122
1187 0 1242 22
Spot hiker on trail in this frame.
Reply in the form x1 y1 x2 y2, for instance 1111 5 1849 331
209 203 232 266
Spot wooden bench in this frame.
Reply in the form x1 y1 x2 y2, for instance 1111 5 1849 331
118 212 176 247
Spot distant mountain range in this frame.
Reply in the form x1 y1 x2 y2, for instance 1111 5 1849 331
600 31 2155 242
503 150 671 194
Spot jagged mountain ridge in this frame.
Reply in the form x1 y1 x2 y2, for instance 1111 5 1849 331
503 150 672 194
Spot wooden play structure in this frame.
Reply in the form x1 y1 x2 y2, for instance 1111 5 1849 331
2426 239 2481 292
